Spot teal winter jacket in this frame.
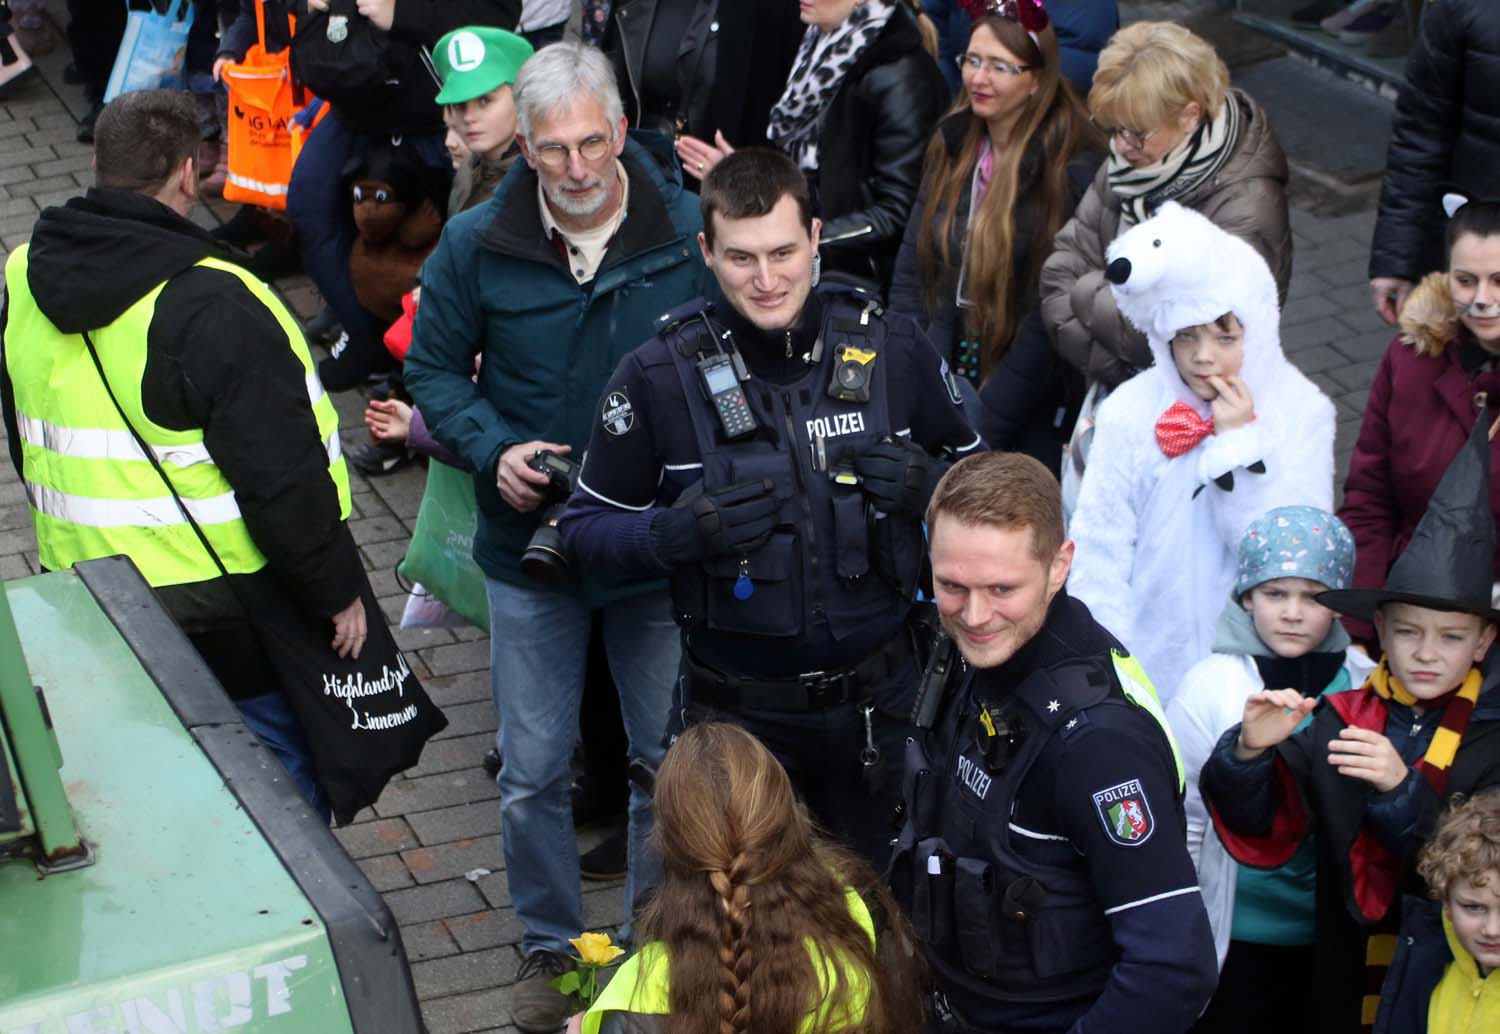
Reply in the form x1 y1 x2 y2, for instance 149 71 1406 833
404 131 712 605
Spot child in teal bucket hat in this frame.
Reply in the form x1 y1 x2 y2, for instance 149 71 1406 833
1166 505 1372 1024
434 26 533 213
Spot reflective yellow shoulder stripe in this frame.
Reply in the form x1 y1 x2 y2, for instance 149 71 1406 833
1110 650 1186 792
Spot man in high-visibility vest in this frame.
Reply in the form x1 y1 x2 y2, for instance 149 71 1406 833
0 89 363 819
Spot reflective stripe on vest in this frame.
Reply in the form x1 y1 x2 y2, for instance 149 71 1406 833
14 372 343 469
2 246 350 587
1110 649 1186 791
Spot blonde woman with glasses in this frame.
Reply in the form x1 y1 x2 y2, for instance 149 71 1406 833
1040 21 1292 397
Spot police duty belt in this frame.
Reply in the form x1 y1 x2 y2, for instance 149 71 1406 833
685 634 910 712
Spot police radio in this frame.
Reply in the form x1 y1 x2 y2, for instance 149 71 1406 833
695 317 758 439
912 631 958 729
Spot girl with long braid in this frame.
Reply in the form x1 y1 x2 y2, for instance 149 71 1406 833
579 723 925 1034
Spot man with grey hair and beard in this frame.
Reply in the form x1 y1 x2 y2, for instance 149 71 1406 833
404 40 712 1032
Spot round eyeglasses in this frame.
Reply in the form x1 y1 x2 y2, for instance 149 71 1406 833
532 134 613 168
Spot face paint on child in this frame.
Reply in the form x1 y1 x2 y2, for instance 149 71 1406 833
1244 577 1336 660
1446 874 1500 977
1373 602 1497 702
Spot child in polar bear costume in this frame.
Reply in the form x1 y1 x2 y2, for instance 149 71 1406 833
1067 202 1335 705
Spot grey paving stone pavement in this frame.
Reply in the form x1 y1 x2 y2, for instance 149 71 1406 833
0 2 1399 1030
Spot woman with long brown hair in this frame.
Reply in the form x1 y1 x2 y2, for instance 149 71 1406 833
889 0 1102 473
578 723 925 1034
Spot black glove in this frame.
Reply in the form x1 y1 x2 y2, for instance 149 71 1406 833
650 478 779 566
854 435 935 516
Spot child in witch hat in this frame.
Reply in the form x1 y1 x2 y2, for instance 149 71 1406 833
1201 413 1500 1033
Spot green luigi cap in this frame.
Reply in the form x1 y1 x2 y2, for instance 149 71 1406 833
433 26 534 106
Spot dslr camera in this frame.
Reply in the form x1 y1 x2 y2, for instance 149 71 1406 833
520 449 580 584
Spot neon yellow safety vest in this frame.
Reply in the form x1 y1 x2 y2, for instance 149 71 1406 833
2 247 350 588
1111 649 1187 792
581 887 876 1034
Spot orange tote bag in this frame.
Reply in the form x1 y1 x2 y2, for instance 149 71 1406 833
221 2 301 210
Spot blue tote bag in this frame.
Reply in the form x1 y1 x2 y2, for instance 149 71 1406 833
104 0 195 102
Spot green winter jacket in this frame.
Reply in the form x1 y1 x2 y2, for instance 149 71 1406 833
404 131 713 605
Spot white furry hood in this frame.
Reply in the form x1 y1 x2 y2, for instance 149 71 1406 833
1104 201 1286 410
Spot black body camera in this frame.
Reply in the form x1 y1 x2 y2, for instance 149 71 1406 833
520 449 581 584
828 343 876 403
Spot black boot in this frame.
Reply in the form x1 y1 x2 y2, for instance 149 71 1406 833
75 101 102 143
318 330 398 393
347 441 412 477
303 305 343 346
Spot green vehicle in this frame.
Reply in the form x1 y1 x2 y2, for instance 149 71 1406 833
0 556 423 1034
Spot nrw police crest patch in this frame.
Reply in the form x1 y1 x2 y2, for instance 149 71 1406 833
601 390 635 436
1092 779 1154 846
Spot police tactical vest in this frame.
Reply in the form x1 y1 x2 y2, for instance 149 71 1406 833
662 288 924 645
891 649 1183 1009
3 248 351 587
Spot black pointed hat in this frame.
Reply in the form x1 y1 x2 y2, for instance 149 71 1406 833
1320 412 1500 623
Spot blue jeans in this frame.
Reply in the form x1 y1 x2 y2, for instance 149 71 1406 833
485 578 679 954
285 111 448 337
236 689 332 823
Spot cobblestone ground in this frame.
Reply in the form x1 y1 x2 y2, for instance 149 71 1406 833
0 5 1392 1031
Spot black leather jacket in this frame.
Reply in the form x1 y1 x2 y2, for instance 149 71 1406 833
607 0 718 139
604 0 802 146
1370 0 1500 282
813 2 947 289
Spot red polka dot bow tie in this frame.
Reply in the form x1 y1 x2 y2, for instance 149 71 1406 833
1155 401 1214 458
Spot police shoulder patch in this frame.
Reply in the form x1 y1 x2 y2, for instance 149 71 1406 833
601 390 635 436
1091 778 1155 847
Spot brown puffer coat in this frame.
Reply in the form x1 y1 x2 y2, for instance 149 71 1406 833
1038 88 1292 390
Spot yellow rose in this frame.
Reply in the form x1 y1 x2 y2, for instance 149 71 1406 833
570 931 625 966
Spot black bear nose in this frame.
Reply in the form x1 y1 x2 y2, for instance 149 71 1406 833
1105 257 1132 285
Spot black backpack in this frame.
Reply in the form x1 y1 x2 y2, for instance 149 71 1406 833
290 0 417 116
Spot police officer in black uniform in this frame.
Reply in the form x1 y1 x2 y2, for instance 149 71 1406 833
559 148 983 865
895 451 1216 1033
